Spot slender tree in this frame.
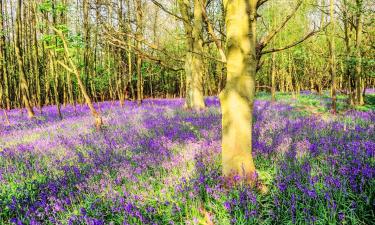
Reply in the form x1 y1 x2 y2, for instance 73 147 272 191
53 27 103 128
328 0 337 113
15 0 35 118
354 0 364 105
135 0 144 105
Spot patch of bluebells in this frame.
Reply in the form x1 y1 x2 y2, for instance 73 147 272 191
0 96 374 224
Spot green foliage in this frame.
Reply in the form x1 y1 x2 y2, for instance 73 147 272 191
38 0 67 14
38 1 53 13
92 68 112 93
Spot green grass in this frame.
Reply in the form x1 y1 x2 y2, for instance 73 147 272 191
256 91 375 114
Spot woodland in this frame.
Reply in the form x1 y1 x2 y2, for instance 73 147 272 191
0 0 374 224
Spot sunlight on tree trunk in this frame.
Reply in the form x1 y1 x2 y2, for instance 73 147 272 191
53 28 103 128
354 0 364 106
136 0 143 105
271 53 276 102
184 52 193 108
15 0 34 119
220 0 257 185
179 0 206 110
328 0 337 113
190 0 206 110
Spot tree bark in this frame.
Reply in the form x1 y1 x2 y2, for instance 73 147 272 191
0 0 10 110
136 0 143 105
220 0 257 184
271 53 276 102
15 0 34 118
53 27 103 128
83 0 91 98
190 0 206 110
49 51 62 119
31 0 42 112
328 0 337 113
354 0 364 105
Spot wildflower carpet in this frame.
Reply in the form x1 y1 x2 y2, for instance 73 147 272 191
0 94 374 224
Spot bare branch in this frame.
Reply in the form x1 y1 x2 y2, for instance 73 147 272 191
261 27 324 55
198 0 226 62
257 0 270 9
103 27 184 63
57 60 74 74
107 38 183 72
150 0 187 23
190 50 225 63
257 1 302 53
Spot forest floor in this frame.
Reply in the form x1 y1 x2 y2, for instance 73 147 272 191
0 91 374 224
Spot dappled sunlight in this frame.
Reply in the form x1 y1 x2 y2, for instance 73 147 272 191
1 97 374 224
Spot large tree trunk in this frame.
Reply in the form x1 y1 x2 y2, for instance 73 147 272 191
220 0 257 184
179 0 206 109
184 52 193 107
190 0 206 110
15 0 34 118
0 0 10 110
178 0 193 108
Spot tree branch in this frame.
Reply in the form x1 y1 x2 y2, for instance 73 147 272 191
198 0 226 62
261 27 323 55
150 0 187 23
57 60 74 74
107 39 184 72
257 0 270 9
257 1 302 53
104 27 184 63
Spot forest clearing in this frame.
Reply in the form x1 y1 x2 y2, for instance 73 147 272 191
0 0 374 224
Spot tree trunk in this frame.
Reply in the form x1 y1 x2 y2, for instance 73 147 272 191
49 52 62 119
271 53 276 102
342 0 354 105
190 0 206 110
15 0 34 118
354 0 364 105
54 27 102 128
83 0 91 98
178 0 206 109
178 0 193 108
220 0 257 184
0 0 10 110
31 1 42 112
328 0 337 113
136 0 143 105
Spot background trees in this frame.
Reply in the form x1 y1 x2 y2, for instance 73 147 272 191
0 0 373 114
